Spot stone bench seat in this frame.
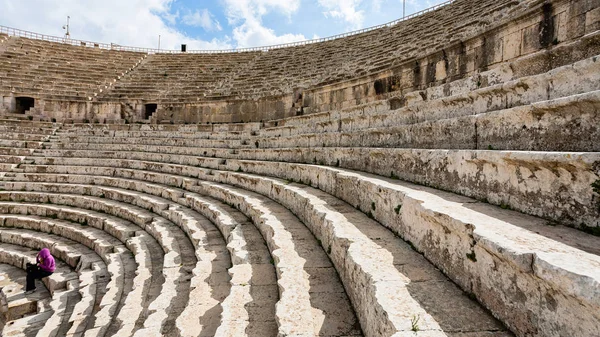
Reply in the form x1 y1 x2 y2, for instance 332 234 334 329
0 179 278 336
8 163 517 335
188 181 362 336
0 148 33 158
0 120 55 127
0 264 51 322
0 170 280 335
0 203 166 336
55 129 251 141
251 90 600 152
50 136 248 149
0 243 78 302
0 228 110 336
9 153 600 336
0 139 43 149
0 263 55 337
0 174 359 335
261 51 600 137
0 134 49 142
24 146 600 229
0 126 57 136
0 189 199 336
261 52 600 137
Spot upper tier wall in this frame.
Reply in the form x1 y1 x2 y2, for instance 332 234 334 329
1 0 599 123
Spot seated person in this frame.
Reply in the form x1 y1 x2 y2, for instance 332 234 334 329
25 248 55 294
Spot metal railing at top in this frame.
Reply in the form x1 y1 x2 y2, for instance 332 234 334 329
0 0 454 54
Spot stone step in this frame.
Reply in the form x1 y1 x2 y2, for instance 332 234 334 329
0 214 143 337
11 155 600 336
0 228 106 337
0 190 198 337
0 265 51 323
189 182 362 336
23 146 599 230
0 180 277 336
0 202 171 336
2 166 512 335
0 244 78 296
261 53 600 138
1 178 360 335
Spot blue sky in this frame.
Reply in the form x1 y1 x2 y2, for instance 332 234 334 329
0 0 448 50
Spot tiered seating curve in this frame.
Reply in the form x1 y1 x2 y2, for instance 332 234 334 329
0 0 597 336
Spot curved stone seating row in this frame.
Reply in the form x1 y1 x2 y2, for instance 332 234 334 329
0 243 80 337
51 79 600 151
28 146 600 230
0 148 33 157
0 134 49 142
0 139 43 150
181 193 279 337
0 177 285 336
259 53 600 137
249 89 600 152
0 201 165 337
0 125 57 136
0 227 108 336
1 170 281 336
0 263 56 336
49 53 600 149
0 181 337 337
58 122 259 134
0 262 54 337
50 135 247 150
0 35 145 101
0 214 146 337
8 150 600 336
0 190 199 337
0 120 56 128
9 180 361 336
4 162 523 335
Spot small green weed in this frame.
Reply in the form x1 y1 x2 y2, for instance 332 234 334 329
579 223 600 237
466 251 477 262
592 180 600 195
394 205 402 214
411 315 420 332
390 171 399 180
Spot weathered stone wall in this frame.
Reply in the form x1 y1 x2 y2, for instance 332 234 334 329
303 0 600 116
1 0 598 123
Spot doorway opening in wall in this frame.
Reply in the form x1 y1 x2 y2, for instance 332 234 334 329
144 103 158 119
15 97 35 114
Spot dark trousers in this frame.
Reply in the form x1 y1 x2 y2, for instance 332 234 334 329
26 263 52 291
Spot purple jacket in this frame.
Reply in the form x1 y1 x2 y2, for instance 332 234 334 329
37 248 55 273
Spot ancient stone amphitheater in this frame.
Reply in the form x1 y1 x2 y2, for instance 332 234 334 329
0 0 599 336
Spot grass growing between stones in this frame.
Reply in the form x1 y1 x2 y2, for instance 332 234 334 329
394 205 402 214
592 179 600 196
466 251 477 262
411 315 420 332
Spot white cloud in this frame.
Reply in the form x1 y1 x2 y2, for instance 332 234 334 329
182 9 222 31
222 0 306 48
317 0 364 30
0 0 232 50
